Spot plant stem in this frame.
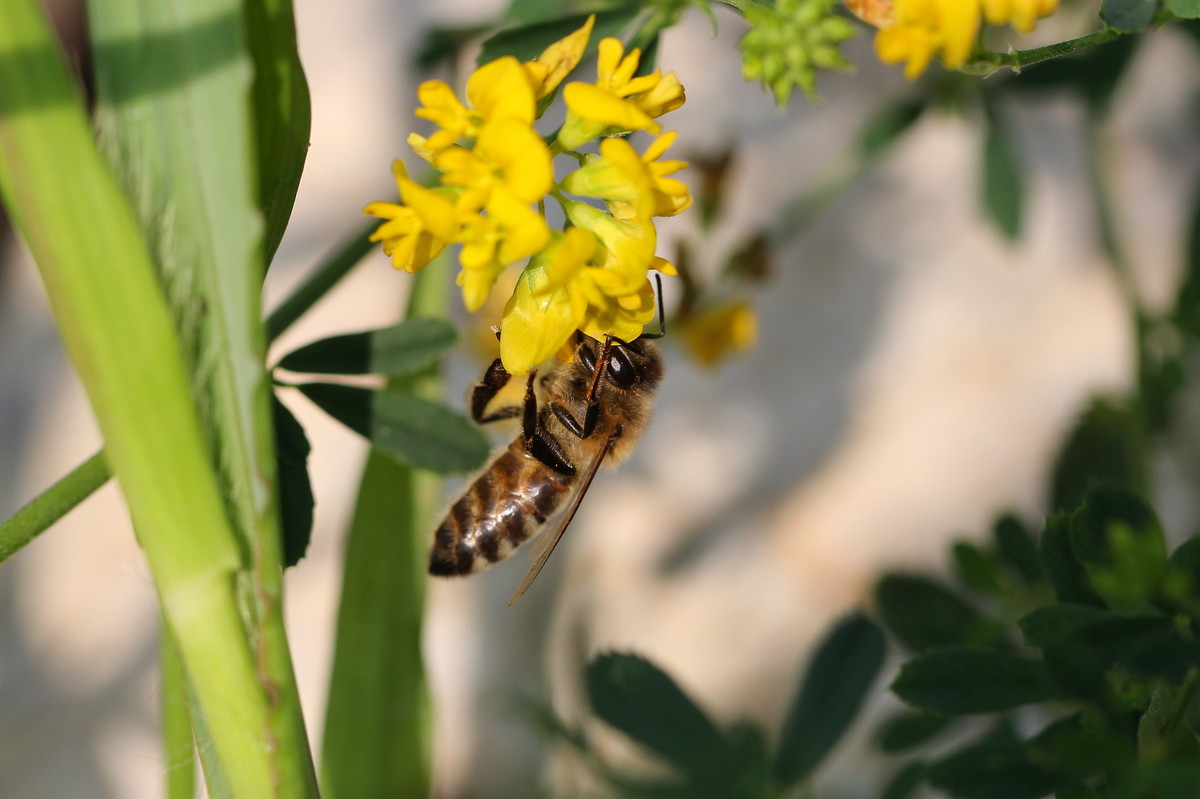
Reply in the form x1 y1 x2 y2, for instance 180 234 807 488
0 451 108 564
0 217 375 566
320 264 448 799
966 28 1131 74
0 2 296 795
161 622 196 799
265 220 377 342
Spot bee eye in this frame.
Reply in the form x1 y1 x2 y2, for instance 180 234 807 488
606 347 639 390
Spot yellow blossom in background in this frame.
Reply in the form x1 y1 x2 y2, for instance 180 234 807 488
847 0 1060 79
558 37 686 150
682 300 759 368
982 0 1059 33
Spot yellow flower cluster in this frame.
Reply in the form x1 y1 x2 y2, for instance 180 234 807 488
365 16 690 375
846 0 1060 78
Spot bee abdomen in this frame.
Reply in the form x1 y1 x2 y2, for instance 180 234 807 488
429 448 573 576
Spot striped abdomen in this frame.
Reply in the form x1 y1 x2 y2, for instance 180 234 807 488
429 443 575 576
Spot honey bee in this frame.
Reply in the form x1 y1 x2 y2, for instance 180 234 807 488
428 330 664 605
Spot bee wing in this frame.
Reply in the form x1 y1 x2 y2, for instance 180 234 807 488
507 429 619 606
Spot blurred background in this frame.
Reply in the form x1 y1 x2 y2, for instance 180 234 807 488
2 0 1198 796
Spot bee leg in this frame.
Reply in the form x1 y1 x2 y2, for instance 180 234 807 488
470 358 521 424
577 335 616 438
513 368 576 476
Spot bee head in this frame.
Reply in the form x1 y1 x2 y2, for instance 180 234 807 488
576 334 664 392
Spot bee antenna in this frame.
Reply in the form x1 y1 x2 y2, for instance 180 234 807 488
639 273 667 340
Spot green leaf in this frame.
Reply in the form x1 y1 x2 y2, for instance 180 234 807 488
1101 0 1161 31
1172 189 1200 337
1041 513 1105 607
875 574 986 651
773 613 885 784
859 99 926 161
480 6 643 64
244 0 310 266
300 383 489 473
1017 603 1120 648
1056 784 1103 799
994 514 1042 584
1069 487 1168 612
1051 397 1145 514
320 267 447 799
952 541 1004 595
278 318 457 376
273 396 313 568
981 101 1024 240
926 726 1062 799
892 649 1059 714
586 653 733 778
875 710 953 754
1 0 316 794
1168 0 1200 17
881 761 926 799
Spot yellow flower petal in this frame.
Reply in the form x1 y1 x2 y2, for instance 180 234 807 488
525 14 595 100
466 57 536 125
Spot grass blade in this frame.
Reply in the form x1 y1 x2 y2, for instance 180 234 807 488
0 1 291 795
320 267 448 799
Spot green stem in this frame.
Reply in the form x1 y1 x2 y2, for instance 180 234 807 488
320 264 448 799
0 219 376 566
965 28 1131 74
161 622 196 799
265 219 376 342
0 2 289 795
0 451 108 563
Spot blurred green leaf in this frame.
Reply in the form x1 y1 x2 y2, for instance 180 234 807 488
927 726 1062 799
1172 186 1200 337
1051 397 1145 514
1042 513 1106 607
859 99 926 161
1056 783 1103 799
1168 0 1200 17
773 613 885 785
1033 713 1136 776
300 383 488 473
1069 487 1167 613
981 100 1024 240
876 574 987 651
994 514 1042 585
1017 603 1121 648
244 0 310 267
875 710 953 754
892 649 1059 714
1101 0 1161 31
480 6 642 64
1169 537 1200 591
586 653 735 782
952 541 1004 595
1110 764 1200 799
881 761 926 799
278 319 457 376
273 396 313 568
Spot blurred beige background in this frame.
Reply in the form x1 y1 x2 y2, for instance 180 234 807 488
2 1 1198 796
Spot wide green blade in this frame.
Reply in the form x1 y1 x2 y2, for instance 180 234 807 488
0 1 292 796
